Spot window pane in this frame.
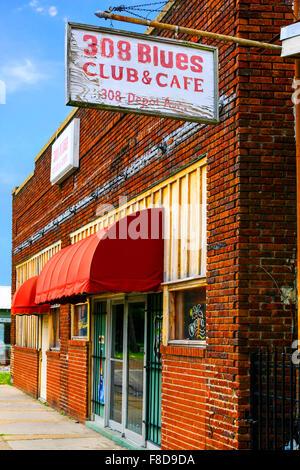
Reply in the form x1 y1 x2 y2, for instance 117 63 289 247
110 361 123 424
172 287 206 341
127 302 145 435
74 304 88 337
50 308 60 349
110 304 124 424
15 315 38 348
111 304 124 359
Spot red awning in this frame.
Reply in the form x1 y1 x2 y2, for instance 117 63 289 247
35 208 164 304
11 276 50 315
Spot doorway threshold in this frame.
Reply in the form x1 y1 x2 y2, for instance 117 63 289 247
85 421 145 450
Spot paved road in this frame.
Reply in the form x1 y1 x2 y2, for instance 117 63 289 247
0 385 124 450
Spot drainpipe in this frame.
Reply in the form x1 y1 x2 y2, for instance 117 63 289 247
295 0 300 340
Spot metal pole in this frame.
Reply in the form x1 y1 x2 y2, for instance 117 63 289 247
295 1 300 342
95 10 282 51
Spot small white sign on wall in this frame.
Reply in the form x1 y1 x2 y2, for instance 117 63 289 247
281 22 300 58
50 119 80 185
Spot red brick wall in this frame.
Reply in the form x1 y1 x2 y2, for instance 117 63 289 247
161 346 208 450
46 350 60 410
67 340 89 423
235 0 296 350
160 0 296 450
58 305 71 416
13 347 39 398
11 0 296 450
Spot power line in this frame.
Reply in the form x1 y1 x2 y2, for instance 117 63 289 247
110 1 294 12
110 2 167 20
108 1 296 22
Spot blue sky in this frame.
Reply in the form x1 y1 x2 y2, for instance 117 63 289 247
0 1 164 286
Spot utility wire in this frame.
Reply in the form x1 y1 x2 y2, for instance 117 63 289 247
110 2 167 20
108 2 296 24
110 1 295 13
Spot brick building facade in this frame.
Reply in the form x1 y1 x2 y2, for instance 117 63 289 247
11 0 296 450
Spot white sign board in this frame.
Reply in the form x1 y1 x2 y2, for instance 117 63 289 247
66 23 219 124
280 22 300 58
50 118 80 185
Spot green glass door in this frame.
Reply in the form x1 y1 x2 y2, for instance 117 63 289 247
109 304 124 428
126 302 146 436
146 293 163 447
92 295 162 447
92 301 107 420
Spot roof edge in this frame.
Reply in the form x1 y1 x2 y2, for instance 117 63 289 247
146 0 176 34
12 172 34 196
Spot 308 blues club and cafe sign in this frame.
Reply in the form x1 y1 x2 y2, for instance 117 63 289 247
65 23 219 124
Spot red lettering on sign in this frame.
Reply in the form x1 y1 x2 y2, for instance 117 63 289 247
81 48 206 96
83 62 97 77
53 137 69 163
83 35 98 56
156 73 168 87
170 75 181 89
194 78 204 92
176 53 188 70
138 44 151 64
99 64 109 79
101 38 114 58
190 56 203 73
183 76 193 90
160 50 173 69
117 40 131 61
128 93 135 103
136 44 204 75
127 68 138 82
111 66 124 81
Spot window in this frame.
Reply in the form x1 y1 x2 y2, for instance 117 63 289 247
0 322 11 364
49 307 60 350
169 286 206 343
72 303 89 339
15 315 39 349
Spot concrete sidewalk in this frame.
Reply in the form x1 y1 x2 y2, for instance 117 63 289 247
0 385 124 450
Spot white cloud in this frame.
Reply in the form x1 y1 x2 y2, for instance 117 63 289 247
48 6 57 16
0 59 48 93
28 1 58 17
